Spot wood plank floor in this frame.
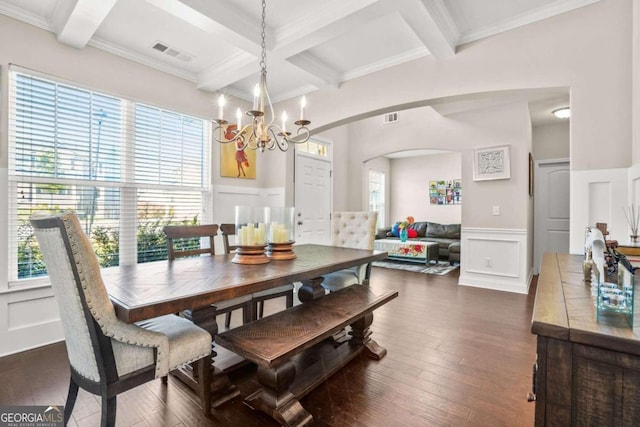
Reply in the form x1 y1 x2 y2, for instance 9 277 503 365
0 266 537 426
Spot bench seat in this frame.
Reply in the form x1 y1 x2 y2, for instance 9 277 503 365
215 284 397 426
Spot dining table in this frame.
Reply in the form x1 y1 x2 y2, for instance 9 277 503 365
101 244 390 408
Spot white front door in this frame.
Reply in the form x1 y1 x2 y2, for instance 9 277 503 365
534 159 570 274
295 154 332 244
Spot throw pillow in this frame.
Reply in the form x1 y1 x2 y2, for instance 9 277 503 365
407 229 418 238
391 223 399 237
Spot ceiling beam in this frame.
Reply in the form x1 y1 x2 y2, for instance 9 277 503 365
397 0 458 60
52 0 119 49
174 0 349 93
273 0 384 58
196 52 257 92
283 52 341 90
169 0 264 55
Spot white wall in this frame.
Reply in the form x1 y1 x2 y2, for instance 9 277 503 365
389 152 462 225
533 122 570 161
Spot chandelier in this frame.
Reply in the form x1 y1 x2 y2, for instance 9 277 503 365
212 0 311 152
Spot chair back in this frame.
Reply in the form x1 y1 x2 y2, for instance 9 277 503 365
163 224 218 260
219 223 238 254
30 212 116 384
331 211 378 250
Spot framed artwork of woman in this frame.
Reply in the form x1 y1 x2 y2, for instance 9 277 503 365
220 124 256 179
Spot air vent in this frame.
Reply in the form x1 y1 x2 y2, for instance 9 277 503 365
151 41 193 62
152 42 168 52
383 112 399 124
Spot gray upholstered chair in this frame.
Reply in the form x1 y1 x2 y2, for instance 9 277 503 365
31 213 212 427
322 211 378 292
220 223 294 319
163 224 252 328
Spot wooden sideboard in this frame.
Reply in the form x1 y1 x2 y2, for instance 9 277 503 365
532 253 640 426
616 242 640 257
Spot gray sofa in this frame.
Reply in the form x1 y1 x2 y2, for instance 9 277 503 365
376 221 461 261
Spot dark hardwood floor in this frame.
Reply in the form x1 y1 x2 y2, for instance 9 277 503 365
0 266 537 426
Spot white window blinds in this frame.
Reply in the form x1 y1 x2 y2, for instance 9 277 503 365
8 67 211 282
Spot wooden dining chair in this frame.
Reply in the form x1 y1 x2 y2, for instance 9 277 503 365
30 212 212 427
220 223 294 319
163 224 252 328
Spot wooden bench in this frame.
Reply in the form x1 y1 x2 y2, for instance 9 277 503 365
215 283 398 427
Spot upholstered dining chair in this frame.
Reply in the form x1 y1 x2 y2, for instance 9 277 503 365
219 223 295 319
30 212 212 427
322 211 378 292
163 224 252 328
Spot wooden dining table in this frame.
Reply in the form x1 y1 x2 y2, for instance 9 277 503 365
101 244 390 407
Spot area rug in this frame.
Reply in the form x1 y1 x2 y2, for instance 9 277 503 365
372 260 459 275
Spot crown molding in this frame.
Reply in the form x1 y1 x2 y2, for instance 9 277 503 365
0 3 53 32
342 47 429 82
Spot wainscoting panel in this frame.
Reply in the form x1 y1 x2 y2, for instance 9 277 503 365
0 286 63 357
570 168 629 253
211 185 285 253
459 228 531 294
212 185 285 223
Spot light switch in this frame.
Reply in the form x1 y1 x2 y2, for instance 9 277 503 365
492 206 500 215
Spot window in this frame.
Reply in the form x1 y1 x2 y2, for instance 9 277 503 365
8 68 211 282
368 169 385 229
296 140 329 157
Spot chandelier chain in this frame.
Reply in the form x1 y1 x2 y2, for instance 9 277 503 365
260 0 267 73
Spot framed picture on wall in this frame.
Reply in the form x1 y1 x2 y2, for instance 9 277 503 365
473 145 511 181
429 180 461 205
220 124 256 179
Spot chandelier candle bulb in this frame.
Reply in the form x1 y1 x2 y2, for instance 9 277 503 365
218 94 225 120
300 96 306 120
236 108 242 128
253 84 260 111
281 111 287 132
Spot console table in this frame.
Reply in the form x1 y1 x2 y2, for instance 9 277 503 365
616 242 640 257
373 239 439 264
532 253 640 426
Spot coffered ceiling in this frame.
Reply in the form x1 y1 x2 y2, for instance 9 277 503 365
1 0 590 120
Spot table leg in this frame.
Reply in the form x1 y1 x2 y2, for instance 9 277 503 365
246 361 313 427
350 312 387 360
180 306 240 407
298 277 326 302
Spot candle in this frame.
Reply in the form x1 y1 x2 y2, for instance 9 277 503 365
253 84 260 111
218 94 225 120
300 96 306 120
281 111 287 132
247 223 255 246
236 107 242 129
258 223 266 244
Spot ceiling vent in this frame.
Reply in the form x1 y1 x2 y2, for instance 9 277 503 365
383 112 399 124
151 41 193 62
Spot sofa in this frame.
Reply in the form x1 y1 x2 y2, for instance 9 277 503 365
376 221 461 262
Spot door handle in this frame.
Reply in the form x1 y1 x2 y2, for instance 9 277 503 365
297 221 303 226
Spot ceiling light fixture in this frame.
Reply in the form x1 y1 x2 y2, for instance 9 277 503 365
552 107 570 119
212 0 310 152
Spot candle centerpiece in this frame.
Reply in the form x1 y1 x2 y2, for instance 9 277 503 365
233 206 270 264
266 207 296 260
